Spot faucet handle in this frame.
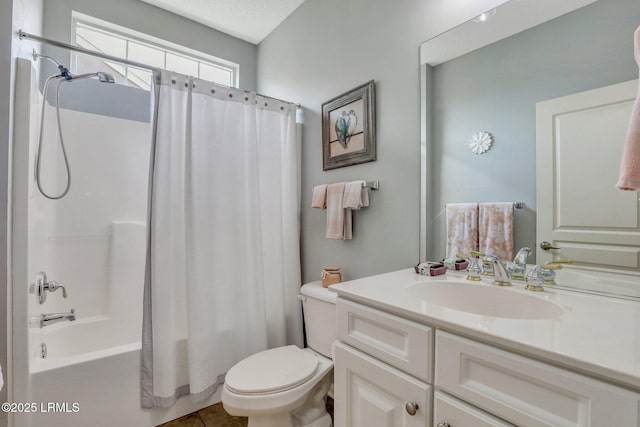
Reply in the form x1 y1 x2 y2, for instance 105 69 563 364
30 272 68 304
47 281 67 298
525 265 545 292
547 259 572 265
541 263 562 271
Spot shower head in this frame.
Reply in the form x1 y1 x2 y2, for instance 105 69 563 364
96 71 116 83
71 72 116 84
96 72 116 84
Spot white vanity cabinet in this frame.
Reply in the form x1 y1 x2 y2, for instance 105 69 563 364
334 299 434 427
333 297 640 427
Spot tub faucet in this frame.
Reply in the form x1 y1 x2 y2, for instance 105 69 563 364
507 247 532 280
40 309 75 328
483 256 511 286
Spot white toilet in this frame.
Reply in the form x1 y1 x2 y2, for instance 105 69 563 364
222 281 337 427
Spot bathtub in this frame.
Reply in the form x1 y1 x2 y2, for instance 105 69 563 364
24 222 219 427
27 329 219 427
13 64 219 427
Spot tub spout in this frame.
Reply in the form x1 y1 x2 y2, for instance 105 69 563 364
40 309 75 328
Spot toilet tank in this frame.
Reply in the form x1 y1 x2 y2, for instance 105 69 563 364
300 281 337 358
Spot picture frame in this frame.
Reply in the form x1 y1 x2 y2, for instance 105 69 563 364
322 80 376 170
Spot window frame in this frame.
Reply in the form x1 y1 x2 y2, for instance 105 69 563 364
70 12 240 89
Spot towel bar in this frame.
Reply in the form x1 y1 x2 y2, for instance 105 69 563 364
312 181 379 191
444 201 524 209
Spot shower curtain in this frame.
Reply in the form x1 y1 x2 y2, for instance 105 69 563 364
141 70 303 408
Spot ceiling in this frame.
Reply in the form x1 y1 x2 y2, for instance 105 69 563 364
140 0 307 45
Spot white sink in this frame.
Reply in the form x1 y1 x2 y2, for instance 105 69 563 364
407 281 564 319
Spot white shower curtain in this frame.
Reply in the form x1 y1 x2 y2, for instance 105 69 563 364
141 70 303 408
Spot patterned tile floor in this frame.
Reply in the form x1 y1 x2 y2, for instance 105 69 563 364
158 397 334 427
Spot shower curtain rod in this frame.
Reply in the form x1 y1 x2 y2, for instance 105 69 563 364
18 29 302 108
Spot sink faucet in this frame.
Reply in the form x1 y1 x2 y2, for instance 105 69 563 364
525 265 546 292
458 251 483 281
483 256 511 286
526 264 562 291
507 247 532 280
40 309 75 328
539 260 569 285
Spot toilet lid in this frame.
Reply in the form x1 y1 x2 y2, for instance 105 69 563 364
225 345 318 395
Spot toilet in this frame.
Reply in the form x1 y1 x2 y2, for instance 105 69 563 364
222 281 337 427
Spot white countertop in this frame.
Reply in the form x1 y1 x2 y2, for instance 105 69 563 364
329 268 640 390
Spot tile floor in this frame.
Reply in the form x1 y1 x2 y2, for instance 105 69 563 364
157 403 247 427
158 397 334 427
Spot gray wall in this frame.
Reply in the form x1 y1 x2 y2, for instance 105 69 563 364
41 0 257 91
257 0 427 283
0 3 13 422
257 0 510 283
39 0 258 121
428 0 640 261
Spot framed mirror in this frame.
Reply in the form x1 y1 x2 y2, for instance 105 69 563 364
419 0 640 297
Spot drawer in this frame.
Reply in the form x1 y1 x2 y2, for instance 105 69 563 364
434 391 514 427
337 298 433 382
435 331 640 427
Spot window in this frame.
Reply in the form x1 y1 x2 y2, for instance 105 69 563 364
71 12 239 91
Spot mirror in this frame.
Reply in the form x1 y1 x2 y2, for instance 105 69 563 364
419 0 640 297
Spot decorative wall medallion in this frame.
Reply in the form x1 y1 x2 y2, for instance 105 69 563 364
469 131 493 154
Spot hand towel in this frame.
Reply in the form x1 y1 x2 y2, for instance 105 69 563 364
479 202 514 260
446 203 479 257
343 181 370 209
311 184 327 209
617 25 640 191
326 183 349 239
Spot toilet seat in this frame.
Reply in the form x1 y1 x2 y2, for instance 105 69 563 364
225 345 319 395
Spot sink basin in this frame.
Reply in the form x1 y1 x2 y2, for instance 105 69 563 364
407 282 563 319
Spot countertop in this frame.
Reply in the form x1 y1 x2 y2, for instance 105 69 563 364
329 268 640 390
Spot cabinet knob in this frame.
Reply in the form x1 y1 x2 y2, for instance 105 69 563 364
405 402 419 416
436 423 452 427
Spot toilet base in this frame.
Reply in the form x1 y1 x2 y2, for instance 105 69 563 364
248 413 295 427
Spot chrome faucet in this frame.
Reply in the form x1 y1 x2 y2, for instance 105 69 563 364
458 251 483 281
483 256 511 286
40 309 75 328
525 265 546 292
539 260 570 285
526 263 563 291
507 247 532 280
30 272 68 304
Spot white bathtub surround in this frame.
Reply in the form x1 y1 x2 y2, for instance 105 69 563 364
142 70 303 408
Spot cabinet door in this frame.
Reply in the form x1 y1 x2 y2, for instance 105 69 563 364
334 342 431 427
434 391 514 427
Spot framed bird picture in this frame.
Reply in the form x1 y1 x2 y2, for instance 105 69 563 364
321 80 376 170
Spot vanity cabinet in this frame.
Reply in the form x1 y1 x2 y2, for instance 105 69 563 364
334 297 640 427
334 299 433 427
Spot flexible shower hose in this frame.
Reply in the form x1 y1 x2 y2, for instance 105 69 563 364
35 74 72 200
